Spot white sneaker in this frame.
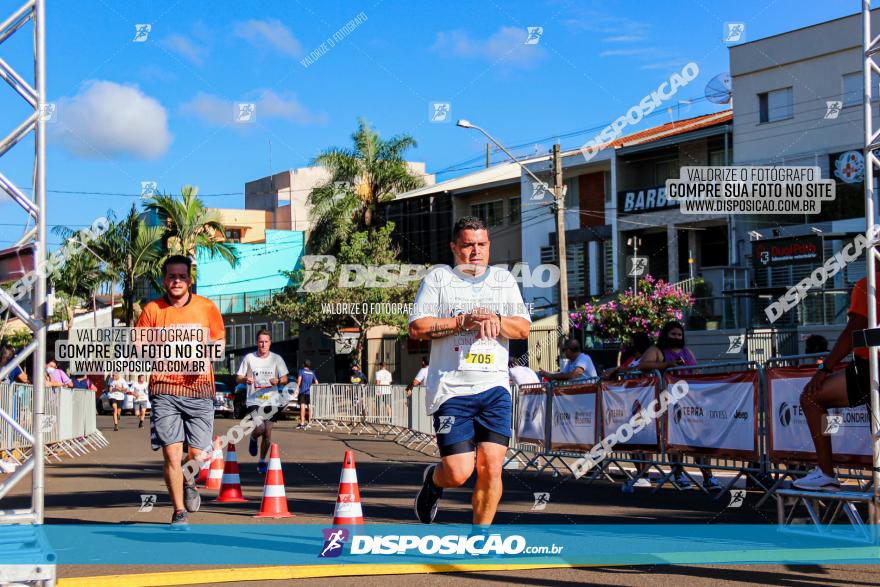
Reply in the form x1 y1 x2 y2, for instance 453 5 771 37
792 467 840 491
632 477 652 488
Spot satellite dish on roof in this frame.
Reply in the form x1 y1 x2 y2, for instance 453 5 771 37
704 73 732 104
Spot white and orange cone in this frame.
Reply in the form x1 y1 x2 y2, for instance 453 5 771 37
255 443 294 518
205 437 225 490
332 450 363 525
197 436 220 487
214 442 247 503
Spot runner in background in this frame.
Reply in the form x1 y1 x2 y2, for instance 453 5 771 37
410 216 531 526
136 254 225 528
132 374 150 429
296 359 318 429
405 357 429 397
237 329 289 473
107 372 128 432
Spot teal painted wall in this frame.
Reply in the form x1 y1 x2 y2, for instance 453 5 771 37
196 230 303 313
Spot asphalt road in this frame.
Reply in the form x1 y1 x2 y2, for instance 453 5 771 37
4 413 877 586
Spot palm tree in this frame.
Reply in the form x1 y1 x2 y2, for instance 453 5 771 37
308 118 425 253
105 205 164 325
143 185 239 286
48 238 103 333
54 205 165 326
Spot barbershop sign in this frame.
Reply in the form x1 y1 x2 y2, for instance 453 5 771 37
617 185 678 214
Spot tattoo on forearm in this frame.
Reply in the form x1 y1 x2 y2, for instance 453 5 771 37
428 320 456 339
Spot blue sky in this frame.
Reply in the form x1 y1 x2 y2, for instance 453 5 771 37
0 0 851 248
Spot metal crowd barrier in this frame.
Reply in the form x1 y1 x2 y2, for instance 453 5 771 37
307 357 874 507
0 382 108 470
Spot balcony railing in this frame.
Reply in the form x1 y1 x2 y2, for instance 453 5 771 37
206 288 283 315
684 290 851 330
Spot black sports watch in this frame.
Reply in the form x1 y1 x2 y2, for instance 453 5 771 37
818 363 833 374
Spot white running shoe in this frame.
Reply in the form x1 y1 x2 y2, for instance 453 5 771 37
792 467 841 491
632 477 652 488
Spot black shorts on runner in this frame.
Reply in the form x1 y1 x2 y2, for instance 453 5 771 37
845 357 870 407
247 404 282 423
298 393 310 406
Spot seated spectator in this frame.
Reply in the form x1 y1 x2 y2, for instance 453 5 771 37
538 339 597 383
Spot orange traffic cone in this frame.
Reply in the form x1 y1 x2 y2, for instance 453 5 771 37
332 450 363 525
205 437 225 490
255 443 294 518
214 442 247 503
197 436 219 486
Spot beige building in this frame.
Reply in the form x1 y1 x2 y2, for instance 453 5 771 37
244 162 436 243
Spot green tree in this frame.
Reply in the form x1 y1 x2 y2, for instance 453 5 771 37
308 118 425 253
54 205 164 326
143 185 239 278
263 224 420 362
49 225 107 332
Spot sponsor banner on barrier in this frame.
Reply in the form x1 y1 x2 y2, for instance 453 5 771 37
516 384 546 445
601 377 660 450
551 383 598 450
665 371 758 459
767 367 871 463
8 524 879 566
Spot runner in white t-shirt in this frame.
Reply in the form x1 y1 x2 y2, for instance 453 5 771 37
235 329 289 473
132 374 150 429
405 357 430 397
410 216 531 526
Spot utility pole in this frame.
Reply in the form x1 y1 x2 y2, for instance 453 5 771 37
553 144 569 344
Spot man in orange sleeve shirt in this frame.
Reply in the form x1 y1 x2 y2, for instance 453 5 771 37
136 255 225 527
796 274 874 491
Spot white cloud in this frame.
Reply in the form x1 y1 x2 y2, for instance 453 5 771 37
179 90 324 125
432 26 547 69
603 35 645 43
599 48 654 57
233 19 302 57
161 34 208 65
53 80 172 160
257 90 327 124
179 92 231 126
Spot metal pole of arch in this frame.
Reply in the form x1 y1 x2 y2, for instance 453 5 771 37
861 0 880 526
0 0 47 530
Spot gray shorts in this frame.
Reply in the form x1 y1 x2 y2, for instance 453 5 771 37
149 394 213 452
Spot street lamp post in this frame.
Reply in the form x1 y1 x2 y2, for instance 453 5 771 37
456 120 570 347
